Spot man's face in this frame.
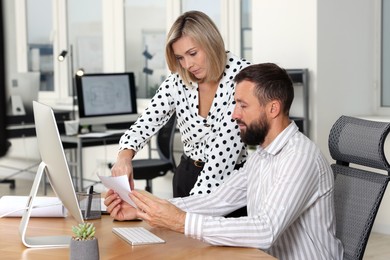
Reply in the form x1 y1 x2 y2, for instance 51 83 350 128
233 81 269 146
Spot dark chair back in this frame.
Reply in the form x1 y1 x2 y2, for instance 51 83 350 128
129 113 177 193
329 115 390 260
156 113 177 171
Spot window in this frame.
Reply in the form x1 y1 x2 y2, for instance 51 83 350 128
68 0 103 74
26 0 53 92
181 0 221 28
124 0 167 99
23 0 107 105
67 0 103 99
241 0 252 60
15 1 248 104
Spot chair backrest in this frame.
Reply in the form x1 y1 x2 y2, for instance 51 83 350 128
156 113 177 170
328 115 390 260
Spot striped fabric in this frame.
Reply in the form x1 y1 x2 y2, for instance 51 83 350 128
171 122 343 260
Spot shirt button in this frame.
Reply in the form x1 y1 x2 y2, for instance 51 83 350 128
204 123 210 127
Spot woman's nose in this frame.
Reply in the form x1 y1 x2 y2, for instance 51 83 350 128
182 57 193 69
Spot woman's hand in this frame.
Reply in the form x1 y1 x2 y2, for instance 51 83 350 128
111 149 135 190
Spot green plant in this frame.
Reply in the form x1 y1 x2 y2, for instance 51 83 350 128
72 222 96 241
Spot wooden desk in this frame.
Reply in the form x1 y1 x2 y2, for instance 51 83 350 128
0 215 276 260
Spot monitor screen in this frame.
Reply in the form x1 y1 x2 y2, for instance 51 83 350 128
76 72 138 130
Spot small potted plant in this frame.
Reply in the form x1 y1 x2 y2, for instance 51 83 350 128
70 222 99 260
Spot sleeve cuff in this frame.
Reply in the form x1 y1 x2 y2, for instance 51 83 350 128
185 213 204 239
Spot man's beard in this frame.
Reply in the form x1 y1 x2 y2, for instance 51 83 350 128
237 115 269 146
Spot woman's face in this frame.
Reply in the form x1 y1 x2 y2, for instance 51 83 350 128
172 35 207 80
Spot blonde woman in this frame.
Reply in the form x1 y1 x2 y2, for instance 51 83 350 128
112 11 250 210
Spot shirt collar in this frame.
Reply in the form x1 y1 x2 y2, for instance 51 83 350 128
256 121 299 156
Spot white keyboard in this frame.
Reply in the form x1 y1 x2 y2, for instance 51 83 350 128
112 227 165 245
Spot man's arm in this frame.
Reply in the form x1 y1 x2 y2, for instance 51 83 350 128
128 168 248 233
183 149 323 250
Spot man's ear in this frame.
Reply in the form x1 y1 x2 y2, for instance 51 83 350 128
269 100 281 118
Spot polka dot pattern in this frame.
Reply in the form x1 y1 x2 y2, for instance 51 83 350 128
119 52 250 195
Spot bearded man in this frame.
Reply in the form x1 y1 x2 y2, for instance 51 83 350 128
104 63 343 260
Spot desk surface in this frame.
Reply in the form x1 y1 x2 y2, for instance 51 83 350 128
0 215 276 260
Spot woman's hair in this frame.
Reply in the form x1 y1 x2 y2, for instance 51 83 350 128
234 63 294 116
165 11 226 85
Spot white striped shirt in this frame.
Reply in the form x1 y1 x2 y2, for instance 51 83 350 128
171 122 343 260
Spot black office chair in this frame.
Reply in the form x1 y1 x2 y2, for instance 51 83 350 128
110 114 177 193
328 115 390 260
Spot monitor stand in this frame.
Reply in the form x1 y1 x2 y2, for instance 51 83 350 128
19 161 71 248
8 95 26 115
90 124 108 132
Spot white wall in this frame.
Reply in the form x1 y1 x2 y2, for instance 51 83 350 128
252 0 317 137
316 0 377 155
252 0 390 234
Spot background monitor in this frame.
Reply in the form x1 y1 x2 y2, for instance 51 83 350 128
19 101 84 248
76 72 138 131
6 72 40 116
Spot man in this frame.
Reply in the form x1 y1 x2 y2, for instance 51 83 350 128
104 63 343 260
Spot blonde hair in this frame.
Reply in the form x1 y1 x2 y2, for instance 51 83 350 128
165 11 226 85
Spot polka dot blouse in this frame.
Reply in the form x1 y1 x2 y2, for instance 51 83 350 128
119 52 251 195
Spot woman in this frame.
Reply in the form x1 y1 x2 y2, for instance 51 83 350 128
112 10 250 198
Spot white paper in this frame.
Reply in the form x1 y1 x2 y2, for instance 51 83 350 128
0 196 66 217
78 132 113 138
100 198 107 213
97 175 137 208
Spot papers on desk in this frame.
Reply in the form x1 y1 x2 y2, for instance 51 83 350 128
78 129 126 138
78 132 114 138
0 196 66 218
98 175 137 208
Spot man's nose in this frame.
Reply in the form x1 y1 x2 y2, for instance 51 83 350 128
232 105 241 120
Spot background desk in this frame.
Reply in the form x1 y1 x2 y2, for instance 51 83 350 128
0 215 276 259
1 111 70 190
61 132 124 192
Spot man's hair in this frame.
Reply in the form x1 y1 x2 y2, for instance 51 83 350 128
165 11 226 85
234 63 294 115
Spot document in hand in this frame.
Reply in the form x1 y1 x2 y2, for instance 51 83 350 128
97 175 137 208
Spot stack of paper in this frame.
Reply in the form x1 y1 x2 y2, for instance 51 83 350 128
0 196 66 217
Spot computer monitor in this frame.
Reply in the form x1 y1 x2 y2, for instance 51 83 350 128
75 72 138 131
19 101 84 248
6 72 40 116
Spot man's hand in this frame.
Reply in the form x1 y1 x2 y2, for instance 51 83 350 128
104 189 138 221
130 190 186 233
